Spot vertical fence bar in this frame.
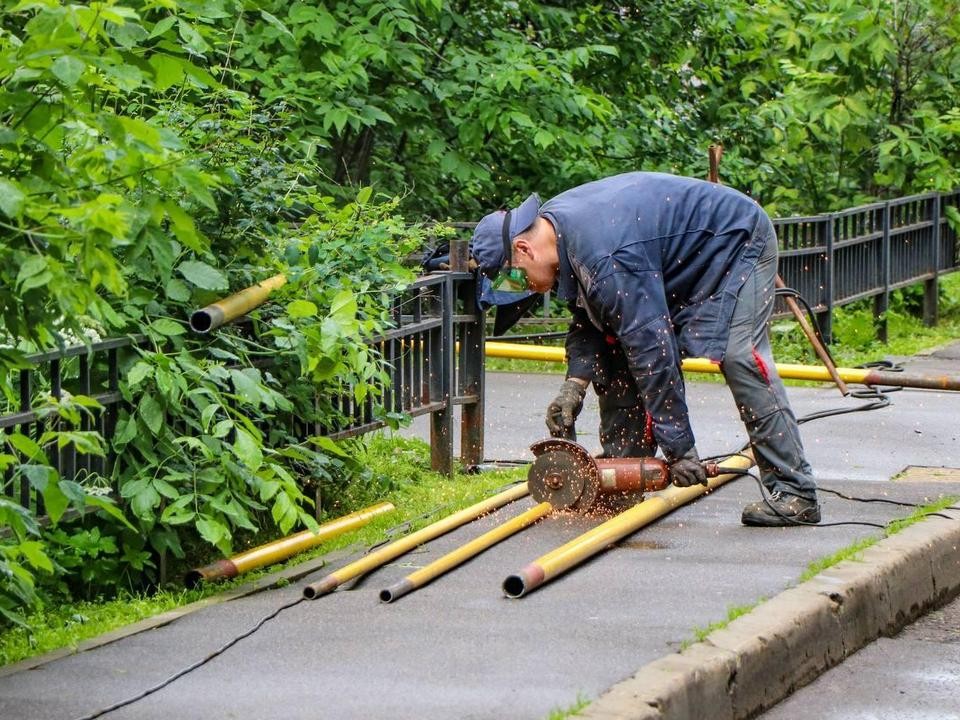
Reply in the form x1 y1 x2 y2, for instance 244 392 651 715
821 215 835 344
924 195 941 327
459 272 485 468
430 276 454 475
874 202 891 343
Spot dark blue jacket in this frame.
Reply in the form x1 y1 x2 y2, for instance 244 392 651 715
541 172 766 459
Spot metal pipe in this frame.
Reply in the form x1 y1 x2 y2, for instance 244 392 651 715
189 273 287 333
185 502 394 587
484 342 960 391
502 453 755 598
379 501 552 603
303 483 529 599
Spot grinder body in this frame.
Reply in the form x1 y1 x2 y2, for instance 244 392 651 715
528 439 670 512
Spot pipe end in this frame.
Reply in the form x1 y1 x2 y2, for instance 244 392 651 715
184 559 238 589
502 564 545 599
379 578 414 604
303 575 339 600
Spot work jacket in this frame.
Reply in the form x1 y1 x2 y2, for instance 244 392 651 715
541 172 766 460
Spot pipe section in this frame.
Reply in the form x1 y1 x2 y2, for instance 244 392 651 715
185 502 394 587
502 453 755 598
190 273 287 333
303 483 529 599
485 342 960 391
379 501 552 603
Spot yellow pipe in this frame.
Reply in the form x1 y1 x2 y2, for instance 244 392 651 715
185 501 395 587
502 453 755 598
379 501 553 603
190 273 287 333
485 341 960 389
303 483 530 599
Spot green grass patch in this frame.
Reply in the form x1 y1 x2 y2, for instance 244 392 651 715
682 599 765 650
0 435 525 667
545 693 590 719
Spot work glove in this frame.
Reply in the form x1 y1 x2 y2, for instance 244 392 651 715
545 378 586 437
668 447 708 487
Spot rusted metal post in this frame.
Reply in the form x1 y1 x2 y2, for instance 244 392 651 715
459 266 485 468
430 275 455 476
923 195 941 327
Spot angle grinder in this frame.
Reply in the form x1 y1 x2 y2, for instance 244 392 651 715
527 438 719 512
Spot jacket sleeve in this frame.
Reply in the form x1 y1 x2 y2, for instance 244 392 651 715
586 264 696 461
564 303 606 382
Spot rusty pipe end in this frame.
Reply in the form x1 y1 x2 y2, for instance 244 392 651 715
184 559 238 589
502 563 546 599
302 575 339 600
189 306 225 334
379 578 414 604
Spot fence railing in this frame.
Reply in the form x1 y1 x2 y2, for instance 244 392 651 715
772 190 960 342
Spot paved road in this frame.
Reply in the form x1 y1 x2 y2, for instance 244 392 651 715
761 594 960 720
1 347 958 720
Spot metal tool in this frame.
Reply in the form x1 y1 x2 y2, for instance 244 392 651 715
527 438 719 512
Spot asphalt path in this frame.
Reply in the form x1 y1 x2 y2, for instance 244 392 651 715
1 349 958 720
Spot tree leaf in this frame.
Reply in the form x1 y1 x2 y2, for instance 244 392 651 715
287 299 318 318
139 394 164 434
0 179 25 218
150 318 187 336
178 260 228 291
233 428 263 471
50 54 86 87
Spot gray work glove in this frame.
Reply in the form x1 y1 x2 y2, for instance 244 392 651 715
545 378 586 437
669 447 708 487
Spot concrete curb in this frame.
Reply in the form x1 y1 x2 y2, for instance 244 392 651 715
581 510 960 720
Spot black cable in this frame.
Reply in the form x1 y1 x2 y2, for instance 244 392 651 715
74 596 305 720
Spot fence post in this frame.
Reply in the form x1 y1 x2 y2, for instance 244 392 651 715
458 278 485 469
874 202 891 343
430 274 455 476
923 194 941 327
819 215 835 344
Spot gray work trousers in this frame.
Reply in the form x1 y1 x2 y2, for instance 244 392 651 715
594 215 817 500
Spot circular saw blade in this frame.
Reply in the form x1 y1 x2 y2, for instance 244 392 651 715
528 449 586 510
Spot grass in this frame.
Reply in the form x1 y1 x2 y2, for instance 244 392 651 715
680 494 958 650
545 693 590 719
0 435 526 667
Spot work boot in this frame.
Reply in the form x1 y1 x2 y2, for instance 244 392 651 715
741 491 821 526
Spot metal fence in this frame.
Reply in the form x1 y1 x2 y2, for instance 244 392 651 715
773 190 960 342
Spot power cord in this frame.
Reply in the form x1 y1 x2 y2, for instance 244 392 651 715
74 596 305 720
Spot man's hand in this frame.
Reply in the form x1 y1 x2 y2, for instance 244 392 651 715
669 447 708 487
545 378 587 437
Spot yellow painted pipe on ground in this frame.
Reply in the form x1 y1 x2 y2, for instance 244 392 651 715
485 341 960 391
303 483 530 599
502 453 755 598
185 501 395 587
190 273 287 333
379 501 553 603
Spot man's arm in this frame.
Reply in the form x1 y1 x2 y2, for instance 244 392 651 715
588 267 696 461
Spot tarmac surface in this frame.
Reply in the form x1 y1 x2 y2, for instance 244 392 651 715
0 345 958 720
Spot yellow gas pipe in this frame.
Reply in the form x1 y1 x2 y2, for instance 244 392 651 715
502 453 755 598
485 341 960 391
303 483 529 599
379 501 553 603
190 273 287 333
185 501 395 587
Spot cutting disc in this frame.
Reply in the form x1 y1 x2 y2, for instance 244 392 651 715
528 439 600 511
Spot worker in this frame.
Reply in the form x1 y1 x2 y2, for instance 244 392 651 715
470 172 820 526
